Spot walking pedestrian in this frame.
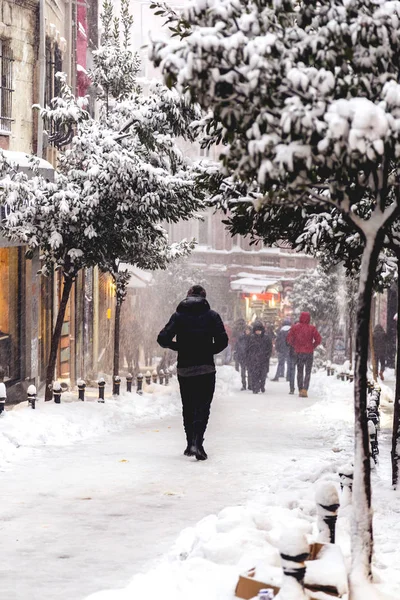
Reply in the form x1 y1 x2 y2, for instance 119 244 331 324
272 319 292 381
287 312 321 398
157 285 228 461
287 344 297 395
247 321 273 394
232 318 247 371
234 325 252 390
372 324 387 380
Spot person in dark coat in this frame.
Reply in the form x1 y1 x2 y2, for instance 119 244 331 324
157 285 228 461
272 319 292 381
287 312 321 398
247 321 273 394
372 324 387 380
234 325 252 390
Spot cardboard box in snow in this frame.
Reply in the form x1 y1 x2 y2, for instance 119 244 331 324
235 543 348 600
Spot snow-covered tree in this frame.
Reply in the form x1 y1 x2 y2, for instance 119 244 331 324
151 0 400 585
1 0 205 401
290 267 339 359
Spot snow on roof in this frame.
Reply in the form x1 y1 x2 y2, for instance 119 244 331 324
120 264 154 289
230 276 281 293
3 151 54 171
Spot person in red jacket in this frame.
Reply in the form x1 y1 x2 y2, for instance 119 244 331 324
287 312 321 398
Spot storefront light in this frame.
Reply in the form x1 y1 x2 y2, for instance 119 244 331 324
252 294 258 301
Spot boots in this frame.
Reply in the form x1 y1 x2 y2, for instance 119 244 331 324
190 433 208 461
184 428 195 456
184 444 195 456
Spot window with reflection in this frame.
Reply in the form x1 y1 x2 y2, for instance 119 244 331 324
0 247 20 380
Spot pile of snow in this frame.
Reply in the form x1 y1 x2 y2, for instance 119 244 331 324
0 380 181 471
0 366 239 472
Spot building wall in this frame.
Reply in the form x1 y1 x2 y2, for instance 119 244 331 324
0 0 38 152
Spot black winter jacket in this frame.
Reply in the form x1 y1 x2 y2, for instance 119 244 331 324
235 333 250 364
275 325 291 356
247 329 273 371
157 296 228 368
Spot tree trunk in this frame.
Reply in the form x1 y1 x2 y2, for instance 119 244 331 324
113 299 122 379
369 318 378 381
391 261 400 487
349 311 354 369
45 276 74 401
351 233 383 588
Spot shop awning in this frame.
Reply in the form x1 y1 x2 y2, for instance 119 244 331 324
230 275 281 294
119 263 154 289
1 151 55 181
0 151 55 246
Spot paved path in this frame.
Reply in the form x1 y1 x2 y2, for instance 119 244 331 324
1 375 325 600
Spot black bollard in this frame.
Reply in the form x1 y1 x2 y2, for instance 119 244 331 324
0 381 6 414
164 369 170 385
137 373 143 395
145 370 151 386
159 369 164 385
338 464 353 507
53 381 62 404
113 376 121 396
368 420 379 464
126 373 133 393
315 482 340 543
278 530 309 596
152 370 158 384
77 379 86 401
98 377 106 403
27 385 37 410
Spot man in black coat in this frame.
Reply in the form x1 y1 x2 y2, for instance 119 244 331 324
247 321 273 394
234 325 252 390
157 285 228 461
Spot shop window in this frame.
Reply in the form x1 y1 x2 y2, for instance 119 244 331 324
45 39 63 138
0 40 14 133
0 247 20 380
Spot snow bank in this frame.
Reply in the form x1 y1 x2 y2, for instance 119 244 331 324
0 366 238 472
0 381 181 471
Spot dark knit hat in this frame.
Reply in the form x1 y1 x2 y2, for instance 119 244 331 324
187 285 207 298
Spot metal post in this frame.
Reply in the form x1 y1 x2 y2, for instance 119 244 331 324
145 370 151 386
368 420 379 465
164 368 170 385
98 377 106 403
77 379 86 401
53 381 62 404
338 464 353 507
27 384 37 410
152 369 158 384
137 373 143 395
113 376 121 396
278 530 309 595
0 381 6 414
126 373 133 393
159 369 164 385
315 482 340 543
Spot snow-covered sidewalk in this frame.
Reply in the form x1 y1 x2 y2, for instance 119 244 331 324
1 368 399 599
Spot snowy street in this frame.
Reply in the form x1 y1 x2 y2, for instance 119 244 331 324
2 368 345 600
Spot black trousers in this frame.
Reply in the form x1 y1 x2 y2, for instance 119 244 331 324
249 364 268 393
296 353 313 391
178 372 216 444
376 354 385 373
288 355 296 392
240 362 251 389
